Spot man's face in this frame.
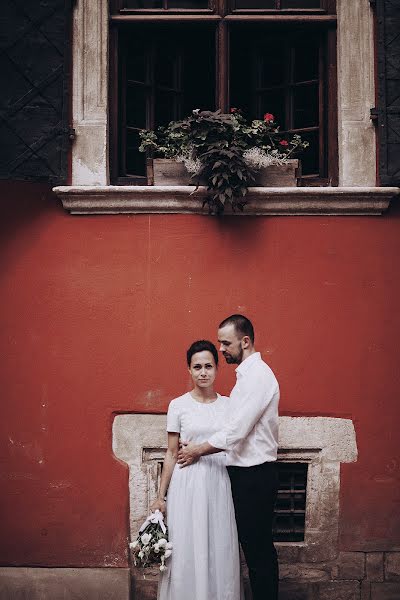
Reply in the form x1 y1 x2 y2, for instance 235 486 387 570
218 323 244 365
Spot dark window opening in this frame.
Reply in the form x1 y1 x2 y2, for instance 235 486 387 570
233 0 321 9
273 462 308 542
110 1 337 185
230 27 323 177
118 25 215 181
123 0 211 9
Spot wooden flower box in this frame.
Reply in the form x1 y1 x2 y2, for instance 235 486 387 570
147 158 301 187
252 159 301 187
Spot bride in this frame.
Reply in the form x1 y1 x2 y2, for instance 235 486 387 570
151 340 244 600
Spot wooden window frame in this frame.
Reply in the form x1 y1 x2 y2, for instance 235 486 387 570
109 0 337 186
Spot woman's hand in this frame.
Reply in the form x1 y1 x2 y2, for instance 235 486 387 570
150 498 166 515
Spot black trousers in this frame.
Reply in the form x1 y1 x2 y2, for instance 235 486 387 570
227 461 279 600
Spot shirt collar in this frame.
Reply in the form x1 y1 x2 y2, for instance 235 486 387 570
235 352 261 376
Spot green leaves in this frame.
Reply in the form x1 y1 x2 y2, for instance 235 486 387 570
139 109 308 213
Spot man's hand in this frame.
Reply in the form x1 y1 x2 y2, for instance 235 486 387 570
177 441 201 468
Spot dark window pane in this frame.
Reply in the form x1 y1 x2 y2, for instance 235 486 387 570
260 46 286 87
126 84 147 128
293 39 319 82
120 25 215 177
126 130 146 176
126 51 147 84
125 0 162 7
124 0 208 6
168 0 209 7
293 83 318 128
297 129 319 175
155 90 179 124
273 463 307 543
282 0 320 7
155 49 178 88
235 0 275 7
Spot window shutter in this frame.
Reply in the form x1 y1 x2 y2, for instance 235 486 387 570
376 0 400 186
0 0 72 184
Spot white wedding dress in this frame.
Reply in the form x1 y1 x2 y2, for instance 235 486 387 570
158 392 244 600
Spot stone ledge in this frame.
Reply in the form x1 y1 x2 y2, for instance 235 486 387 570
53 186 400 216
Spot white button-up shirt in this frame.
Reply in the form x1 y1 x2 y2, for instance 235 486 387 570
208 352 279 467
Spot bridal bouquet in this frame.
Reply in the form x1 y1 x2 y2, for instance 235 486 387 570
130 510 173 572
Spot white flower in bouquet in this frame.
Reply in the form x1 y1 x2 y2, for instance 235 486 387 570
140 533 152 546
157 538 167 548
164 549 172 558
129 540 139 550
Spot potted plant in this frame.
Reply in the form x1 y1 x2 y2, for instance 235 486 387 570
139 109 309 214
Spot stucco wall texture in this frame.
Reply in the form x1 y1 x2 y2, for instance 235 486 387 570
1 181 399 568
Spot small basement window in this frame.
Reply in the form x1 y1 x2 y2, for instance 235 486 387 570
273 462 308 542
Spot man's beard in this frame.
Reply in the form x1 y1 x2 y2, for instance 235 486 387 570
223 348 243 365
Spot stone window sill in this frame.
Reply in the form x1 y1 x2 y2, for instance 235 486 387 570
53 185 400 216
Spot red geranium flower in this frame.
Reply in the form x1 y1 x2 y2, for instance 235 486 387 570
263 113 274 123
279 140 289 147
230 107 239 114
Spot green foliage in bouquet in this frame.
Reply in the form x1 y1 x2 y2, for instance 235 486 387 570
139 109 309 214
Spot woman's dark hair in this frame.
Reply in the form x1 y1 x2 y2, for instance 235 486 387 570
186 340 219 367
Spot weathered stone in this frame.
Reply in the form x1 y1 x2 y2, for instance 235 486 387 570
280 563 330 582
333 552 365 580
277 544 301 563
55 185 397 216
132 576 158 600
317 580 361 600
385 552 400 580
0 567 130 600
371 582 400 600
337 0 376 186
366 552 384 582
113 415 359 567
279 581 313 600
361 581 371 600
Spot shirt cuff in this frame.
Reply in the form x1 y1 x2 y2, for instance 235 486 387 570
208 432 228 450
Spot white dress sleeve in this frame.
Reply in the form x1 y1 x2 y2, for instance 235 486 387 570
166 399 181 433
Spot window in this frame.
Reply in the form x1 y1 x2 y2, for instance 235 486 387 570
273 462 308 542
110 0 337 185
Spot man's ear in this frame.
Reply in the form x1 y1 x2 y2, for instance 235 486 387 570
241 336 250 349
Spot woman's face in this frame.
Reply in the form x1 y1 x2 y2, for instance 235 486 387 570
188 350 217 389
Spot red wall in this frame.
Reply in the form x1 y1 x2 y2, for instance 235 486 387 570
1 181 399 566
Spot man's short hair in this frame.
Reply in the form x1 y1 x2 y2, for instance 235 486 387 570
219 314 255 344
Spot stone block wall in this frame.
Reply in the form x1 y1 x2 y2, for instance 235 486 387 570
277 550 400 600
132 551 400 600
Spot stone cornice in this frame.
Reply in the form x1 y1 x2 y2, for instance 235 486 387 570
53 186 399 216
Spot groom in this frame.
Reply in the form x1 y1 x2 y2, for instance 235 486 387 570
177 314 280 600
